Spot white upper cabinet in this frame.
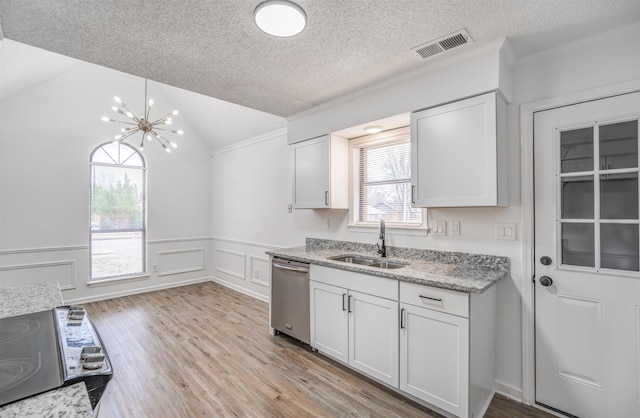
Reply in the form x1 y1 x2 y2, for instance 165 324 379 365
411 91 508 207
292 134 349 209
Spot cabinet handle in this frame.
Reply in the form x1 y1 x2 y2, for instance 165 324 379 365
348 295 353 313
325 191 329 206
342 293 347 311
419 295 443 302
411 186 415 204
400 308 406 329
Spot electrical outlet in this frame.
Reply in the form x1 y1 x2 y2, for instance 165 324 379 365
430 220 446 236
449 221 461 236
152 264 158 273
496 223 517 240
323 218 330 229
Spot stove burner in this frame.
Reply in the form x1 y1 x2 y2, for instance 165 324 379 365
0 320 41 346
0 355 41 392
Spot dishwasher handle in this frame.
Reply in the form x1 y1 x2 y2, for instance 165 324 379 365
272 260 309 273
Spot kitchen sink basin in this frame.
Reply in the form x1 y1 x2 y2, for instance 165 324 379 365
328 255 409 269
365 261 408 269
328 255 377 265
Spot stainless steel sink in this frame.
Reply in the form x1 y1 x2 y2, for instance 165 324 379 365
328 255 377 265
328 255 409 269
365 261 408 269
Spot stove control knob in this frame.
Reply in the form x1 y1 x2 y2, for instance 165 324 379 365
81 346 105 369
68 306 85 321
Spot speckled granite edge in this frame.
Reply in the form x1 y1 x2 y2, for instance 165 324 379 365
267 239 510 294
0 281 63 319
0 382 93 417
306 238 510 270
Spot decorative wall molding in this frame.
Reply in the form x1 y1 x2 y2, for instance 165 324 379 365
0 260 76 290
211 236 287 250
158 248 205 277
210 127 287 156
0 245 88 255
214 248 246 279
148 236 212 244
249 255 270 287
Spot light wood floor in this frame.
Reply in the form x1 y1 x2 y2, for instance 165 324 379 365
84 282 554 418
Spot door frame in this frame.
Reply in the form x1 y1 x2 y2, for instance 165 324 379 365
519 79 640 405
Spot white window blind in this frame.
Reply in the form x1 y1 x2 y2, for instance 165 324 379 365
355 137 422 225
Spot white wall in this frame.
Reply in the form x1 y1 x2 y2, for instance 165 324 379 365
0 60 213 303
210 21 640 400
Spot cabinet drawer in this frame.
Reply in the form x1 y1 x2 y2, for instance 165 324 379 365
400 282 468 318
311 265 398 300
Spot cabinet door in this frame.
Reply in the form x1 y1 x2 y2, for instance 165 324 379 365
411 92 506 207
349 291 399 386
399 303 469 417
292 135 330 208
310 281 349 363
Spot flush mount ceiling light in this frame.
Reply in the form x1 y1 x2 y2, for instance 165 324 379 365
102 79 183 153
254 0 307 37
364 126 383 134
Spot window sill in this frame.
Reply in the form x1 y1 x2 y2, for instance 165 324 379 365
87 273 150 287
347 224 429 237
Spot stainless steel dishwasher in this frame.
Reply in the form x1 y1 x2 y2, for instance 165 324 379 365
270 257 310 345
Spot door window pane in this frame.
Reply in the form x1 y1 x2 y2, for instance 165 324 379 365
600 173 638 219
562 176 594 219
561 128 593 173
561 223 595 267
600 120 638 170
601 224 639 271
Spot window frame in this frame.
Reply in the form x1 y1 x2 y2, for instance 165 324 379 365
89 142 147 282
349 126 426 231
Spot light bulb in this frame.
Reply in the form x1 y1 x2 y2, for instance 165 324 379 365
112 140 119 145
126 111 134 118
114 96 122 103
364 126 383 134
171 142 178 149
146 133 153 141
177 130 184 135
139 144 144 151
148 99 154 107
101 116 110 122
114 134 122 140
172 110 179 115
165 147 171 153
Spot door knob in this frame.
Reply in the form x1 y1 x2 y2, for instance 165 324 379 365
539 276 553 287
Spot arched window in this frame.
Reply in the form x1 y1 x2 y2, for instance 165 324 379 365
90 142 146 280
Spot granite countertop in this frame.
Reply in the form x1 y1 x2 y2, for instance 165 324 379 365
0 282 93 418
266 238 510 293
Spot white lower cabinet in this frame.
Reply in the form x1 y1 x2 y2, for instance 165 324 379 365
400 302 469 417
309 265 495 418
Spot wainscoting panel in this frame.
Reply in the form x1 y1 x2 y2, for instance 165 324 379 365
0 260 76 290
214 248 247 279
158 248 205 277
249 255 270 287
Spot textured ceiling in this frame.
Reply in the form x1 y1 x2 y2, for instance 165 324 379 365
1 0 639 117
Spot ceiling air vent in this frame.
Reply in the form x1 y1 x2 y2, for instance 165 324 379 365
411 29 473 60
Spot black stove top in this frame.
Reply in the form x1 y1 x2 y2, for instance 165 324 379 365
0 307 113 409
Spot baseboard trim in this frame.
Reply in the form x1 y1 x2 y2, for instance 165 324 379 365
64 276 213 305
494 379 524 403
210 276 269 303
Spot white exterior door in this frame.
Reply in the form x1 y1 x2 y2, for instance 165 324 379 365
534 91 640 418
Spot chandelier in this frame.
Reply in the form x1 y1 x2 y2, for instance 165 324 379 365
102 79 183 153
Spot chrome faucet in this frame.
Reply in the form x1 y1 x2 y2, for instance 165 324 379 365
377 219 387 258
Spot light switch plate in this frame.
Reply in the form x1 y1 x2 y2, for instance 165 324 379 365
449 221 461 236
496 223 517 240
431 221 446 236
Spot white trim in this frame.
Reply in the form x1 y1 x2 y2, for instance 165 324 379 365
210 127 287 156
0 261 76 290
249 255 270 287
211 236 288 249
520 79 640 405
494 379 524 402
87 274 150 287
0 245 88 255
148 236 212 244
157 248 205 277
67 276 212 304
214 248 247 279
211 276 269 303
